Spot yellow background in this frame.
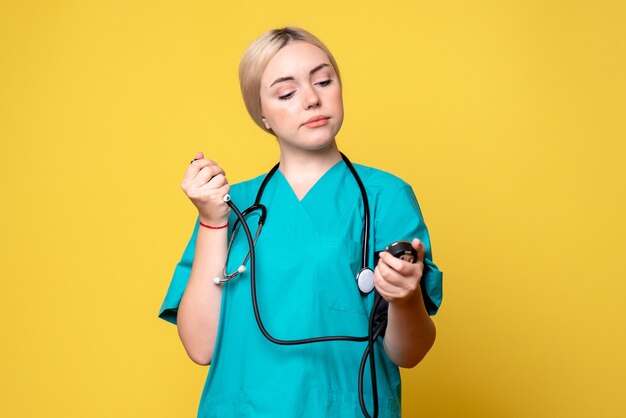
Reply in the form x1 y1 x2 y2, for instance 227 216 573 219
1 1 624 417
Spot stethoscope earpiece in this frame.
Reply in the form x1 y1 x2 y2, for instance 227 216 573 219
214 265 248 285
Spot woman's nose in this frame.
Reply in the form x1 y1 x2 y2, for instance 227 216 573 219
302 86 321 109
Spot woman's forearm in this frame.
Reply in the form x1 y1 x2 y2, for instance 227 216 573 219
383 292 436 368
177 227 227 365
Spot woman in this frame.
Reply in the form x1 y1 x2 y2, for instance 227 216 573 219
159 27 443 418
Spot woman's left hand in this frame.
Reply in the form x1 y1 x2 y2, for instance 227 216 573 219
374 238 425 306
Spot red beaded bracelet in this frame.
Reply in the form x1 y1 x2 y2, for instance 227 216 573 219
199 221 229 229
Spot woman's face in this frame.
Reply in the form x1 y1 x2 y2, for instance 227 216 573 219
259 41 344 152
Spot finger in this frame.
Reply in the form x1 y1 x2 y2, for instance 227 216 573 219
379 253 424 289
189 152 205 165
377 257 405 286
215 183 230 199
193 151 204 162
184 159 218 186
196 174 228 194
198 165 226 178
373 267 395 299
206 173 227 189
374 266 409 301
188 166 224 190
412 238 425 263
379 251 415 277
379 251 403 271
195 165 225 184
410 238 425 264
189 158 217 171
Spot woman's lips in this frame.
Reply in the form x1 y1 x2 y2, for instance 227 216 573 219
302 116 329 128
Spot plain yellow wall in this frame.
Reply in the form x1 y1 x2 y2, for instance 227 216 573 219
1 1 624 417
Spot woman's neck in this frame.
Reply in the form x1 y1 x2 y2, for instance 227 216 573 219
278 141 342 200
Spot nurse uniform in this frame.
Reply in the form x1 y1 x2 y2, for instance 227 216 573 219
159 160 443 418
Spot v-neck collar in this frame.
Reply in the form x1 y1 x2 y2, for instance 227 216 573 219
275 159 345 203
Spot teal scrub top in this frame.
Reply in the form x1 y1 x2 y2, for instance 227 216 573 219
159 161 443 418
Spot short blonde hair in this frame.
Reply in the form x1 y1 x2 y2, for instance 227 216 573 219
239 27 341 134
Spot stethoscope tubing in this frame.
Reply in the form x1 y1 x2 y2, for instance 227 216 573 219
217 204 266 284
226 197 383 418
227 197 371 344
223 154 384 418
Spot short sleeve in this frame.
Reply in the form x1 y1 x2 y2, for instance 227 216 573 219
373 183 443 315
158 219 200 325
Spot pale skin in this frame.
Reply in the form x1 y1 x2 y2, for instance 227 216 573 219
176 41 435 367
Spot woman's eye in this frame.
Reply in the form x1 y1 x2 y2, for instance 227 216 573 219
278 91 295 100
317 79 332 87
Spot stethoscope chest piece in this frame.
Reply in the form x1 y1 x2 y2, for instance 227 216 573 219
356 267 375 294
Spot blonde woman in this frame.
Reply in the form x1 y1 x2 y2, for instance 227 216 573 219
159 27 443 418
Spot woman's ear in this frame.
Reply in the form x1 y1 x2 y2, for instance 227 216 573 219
262 116 270 130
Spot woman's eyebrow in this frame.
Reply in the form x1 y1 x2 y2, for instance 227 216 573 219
270 63 330 87
309 63 330 76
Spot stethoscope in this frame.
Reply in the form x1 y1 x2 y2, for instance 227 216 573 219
216 153 387 418
216 152 375 294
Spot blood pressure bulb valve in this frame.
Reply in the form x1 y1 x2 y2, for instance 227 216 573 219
385 240 418 264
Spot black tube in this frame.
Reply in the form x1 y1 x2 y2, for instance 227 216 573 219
226 197 383 417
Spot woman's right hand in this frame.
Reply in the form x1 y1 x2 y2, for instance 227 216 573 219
181 151 230 225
